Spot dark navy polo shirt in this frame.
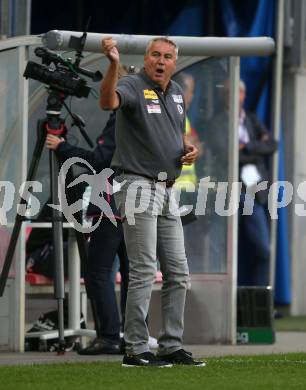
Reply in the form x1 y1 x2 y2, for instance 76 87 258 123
111 68 185 181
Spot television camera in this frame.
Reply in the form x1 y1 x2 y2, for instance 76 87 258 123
23 46 102 98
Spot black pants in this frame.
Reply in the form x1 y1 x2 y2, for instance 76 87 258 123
85 217 129 343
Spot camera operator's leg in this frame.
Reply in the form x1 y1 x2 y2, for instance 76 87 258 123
78 218 122 355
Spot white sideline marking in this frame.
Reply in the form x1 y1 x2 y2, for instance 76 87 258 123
212 359 306 364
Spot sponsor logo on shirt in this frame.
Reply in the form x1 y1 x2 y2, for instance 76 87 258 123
177 104 184 115
147 104 161 114
143 89 158 99
172 94 183 103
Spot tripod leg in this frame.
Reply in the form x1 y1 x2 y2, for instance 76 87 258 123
0 122 47 296
49 151 66 354
64 168 101 339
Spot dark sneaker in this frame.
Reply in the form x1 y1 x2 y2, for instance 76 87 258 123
122 352 173 367
159 349 206 366
77 338 121 355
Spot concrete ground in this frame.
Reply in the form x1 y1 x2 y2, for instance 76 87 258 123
1 331 306 366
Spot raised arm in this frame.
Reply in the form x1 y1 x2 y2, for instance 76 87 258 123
100 37 121 110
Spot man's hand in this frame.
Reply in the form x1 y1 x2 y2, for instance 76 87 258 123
181 135 199 165
102 37 120 63
45 134 65 150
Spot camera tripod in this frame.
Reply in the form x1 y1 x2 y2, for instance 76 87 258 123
0 89 96 354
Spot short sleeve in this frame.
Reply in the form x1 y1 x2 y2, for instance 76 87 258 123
116 76 137 109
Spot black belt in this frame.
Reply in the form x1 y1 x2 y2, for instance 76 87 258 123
116 169 175 188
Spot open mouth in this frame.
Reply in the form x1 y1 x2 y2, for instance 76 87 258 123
156 68 164 75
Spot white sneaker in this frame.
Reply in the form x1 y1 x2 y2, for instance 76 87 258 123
148 336 158 349
120 333 158 349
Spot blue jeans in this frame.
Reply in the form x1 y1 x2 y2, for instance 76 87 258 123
86 218 129 343
115 175 189 355
238 193 270 286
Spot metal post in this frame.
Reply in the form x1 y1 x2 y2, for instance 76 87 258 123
228 56 240 344
269 0 285 289
12 44 29 351
68 230 81 331
42 30 275 57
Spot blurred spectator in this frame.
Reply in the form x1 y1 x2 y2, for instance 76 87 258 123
236 80 277 286
174 72 201 202
173 72 203 271
206 79 277 282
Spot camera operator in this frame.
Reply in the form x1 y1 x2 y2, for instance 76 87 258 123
45 107 128 355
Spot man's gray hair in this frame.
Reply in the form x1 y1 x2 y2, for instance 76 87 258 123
145 37 179 59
